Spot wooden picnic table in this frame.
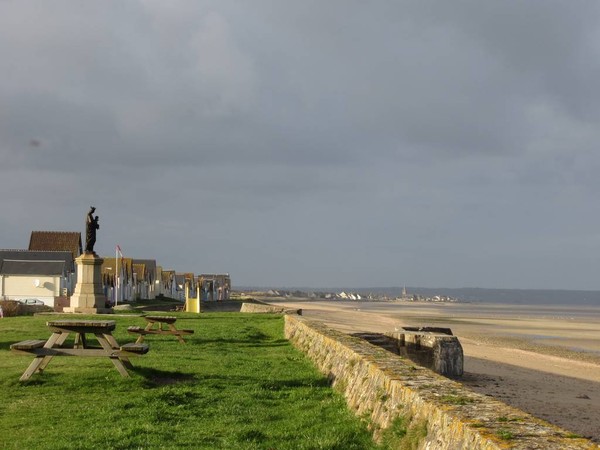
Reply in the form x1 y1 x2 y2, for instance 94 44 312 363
128 315 193 344
10 320 148 381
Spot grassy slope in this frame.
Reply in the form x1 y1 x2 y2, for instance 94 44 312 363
0 313 381 450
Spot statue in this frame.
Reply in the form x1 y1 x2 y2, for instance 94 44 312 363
85 206 99 253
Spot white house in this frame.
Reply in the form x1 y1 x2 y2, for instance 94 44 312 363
0 250 74 306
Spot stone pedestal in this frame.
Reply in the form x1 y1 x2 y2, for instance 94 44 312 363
64 253 112 314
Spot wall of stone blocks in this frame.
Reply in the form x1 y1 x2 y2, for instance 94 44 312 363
284 315 596 450
240 302 302 315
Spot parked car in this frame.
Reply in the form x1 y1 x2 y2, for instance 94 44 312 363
19 299 45 306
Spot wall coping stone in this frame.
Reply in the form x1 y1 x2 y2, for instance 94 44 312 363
240 302 302 315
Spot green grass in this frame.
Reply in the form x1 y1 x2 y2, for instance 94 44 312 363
0 313 383 450
496 428 515 440
439 394 474 406
380 415 428 450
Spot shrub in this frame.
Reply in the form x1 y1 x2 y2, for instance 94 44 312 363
0 300 21 317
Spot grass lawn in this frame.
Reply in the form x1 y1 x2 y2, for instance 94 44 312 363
0 312 383 450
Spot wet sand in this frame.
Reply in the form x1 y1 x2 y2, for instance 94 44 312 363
265 298 600 442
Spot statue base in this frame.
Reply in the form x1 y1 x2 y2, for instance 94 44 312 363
64 252 112 314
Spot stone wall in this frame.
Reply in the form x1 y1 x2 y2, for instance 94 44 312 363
284 315 596 450
240 302 302 315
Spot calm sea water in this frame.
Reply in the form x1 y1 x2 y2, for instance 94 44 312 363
244 286 600 307
357 287 600 307
351 301 600 321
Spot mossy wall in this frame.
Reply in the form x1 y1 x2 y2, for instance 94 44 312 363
240 302 302 315
284 315 597 450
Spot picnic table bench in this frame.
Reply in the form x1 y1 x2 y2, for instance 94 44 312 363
128 315 193 344
10 320 148 381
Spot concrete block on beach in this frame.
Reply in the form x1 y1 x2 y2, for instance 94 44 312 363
386 327 464 377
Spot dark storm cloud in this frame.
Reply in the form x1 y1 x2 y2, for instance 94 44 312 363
1 1 599 289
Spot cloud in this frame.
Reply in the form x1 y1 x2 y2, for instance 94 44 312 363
1 1 599 289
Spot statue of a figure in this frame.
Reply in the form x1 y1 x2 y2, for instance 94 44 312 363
85 206 99 253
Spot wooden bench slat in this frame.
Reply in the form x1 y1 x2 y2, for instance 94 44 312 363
130 329 189 336
119 343 149 354
11 339 47 350
145 316 177 324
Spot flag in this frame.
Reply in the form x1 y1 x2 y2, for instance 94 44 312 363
116 245 125 279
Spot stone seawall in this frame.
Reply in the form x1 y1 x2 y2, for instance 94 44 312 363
240 302 302 315
284 315 596 450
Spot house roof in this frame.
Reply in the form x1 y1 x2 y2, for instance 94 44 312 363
0 259 66 276
161 270 175 283
0 249 74 272
199 274 231 281
132 263 146 281
132 259 157 281
101 257 133 280
29 231 82 259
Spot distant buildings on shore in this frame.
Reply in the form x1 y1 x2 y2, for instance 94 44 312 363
255 289 461 303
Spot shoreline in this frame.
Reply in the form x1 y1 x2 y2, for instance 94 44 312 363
263 297 600 442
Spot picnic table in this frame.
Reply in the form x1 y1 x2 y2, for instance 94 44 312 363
10 320 148 381
128 315 193 344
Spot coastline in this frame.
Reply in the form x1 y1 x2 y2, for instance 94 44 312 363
264 297 600 442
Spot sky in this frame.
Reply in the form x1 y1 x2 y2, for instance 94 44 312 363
1 1 600 290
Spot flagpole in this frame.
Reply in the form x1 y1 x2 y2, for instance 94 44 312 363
115 246 119 307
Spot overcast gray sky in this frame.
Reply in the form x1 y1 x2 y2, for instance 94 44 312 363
1 1 600 290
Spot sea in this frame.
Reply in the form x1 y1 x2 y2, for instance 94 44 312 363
354 287 600 306
243 286 600 320
242 286 600 306
260 287 600 355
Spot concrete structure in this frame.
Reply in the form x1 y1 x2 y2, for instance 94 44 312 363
385 327 464 377
284 315 595 449
64 253 110 314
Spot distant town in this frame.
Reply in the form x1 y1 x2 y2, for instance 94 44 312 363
244 288 462 303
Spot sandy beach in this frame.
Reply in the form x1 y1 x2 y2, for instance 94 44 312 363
265 298 600 442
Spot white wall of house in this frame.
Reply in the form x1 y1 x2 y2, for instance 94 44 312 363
154 266 164 297
1 274 63 305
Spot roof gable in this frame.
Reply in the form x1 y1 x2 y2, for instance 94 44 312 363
0 259 65 276
132 263 146 280
29 231 82 259
132 259 157 279
101 257 133 279
0 249 74 272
